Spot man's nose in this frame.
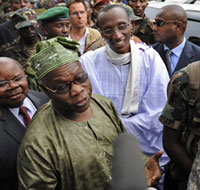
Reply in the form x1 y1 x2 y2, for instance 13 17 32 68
70 83 84 97
112 28 123 39
63 25 69 33
20 1 26 7
7 80 19 89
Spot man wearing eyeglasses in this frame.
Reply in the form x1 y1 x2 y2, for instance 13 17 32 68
0 57 48 190
153 4 200 77
17 36 163 190
67 0 104 54
80 4 170 187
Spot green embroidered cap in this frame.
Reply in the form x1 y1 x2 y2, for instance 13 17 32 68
30 36 80 80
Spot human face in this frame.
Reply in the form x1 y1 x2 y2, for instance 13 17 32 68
98 7 131 54
153 11 179 45
42 62 92 115
128 0 148 18
18 24 39 45
0 58 28 108
69 2 87 29
44 20 71 39
11 0 31 11
93 3 106 19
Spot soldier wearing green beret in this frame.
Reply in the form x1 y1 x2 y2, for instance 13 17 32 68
26 7 71 91
38 6 71 39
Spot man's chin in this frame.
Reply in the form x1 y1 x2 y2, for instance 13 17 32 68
6 101 24 108
6 95 26 108
112 46 129 54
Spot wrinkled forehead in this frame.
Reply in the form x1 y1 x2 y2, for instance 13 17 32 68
98 7 129 28
42 61 82 82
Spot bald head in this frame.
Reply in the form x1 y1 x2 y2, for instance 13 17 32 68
0 57 22 69
97 4 130 27
0 57 28 108
153 4 187 48
158 5 187 31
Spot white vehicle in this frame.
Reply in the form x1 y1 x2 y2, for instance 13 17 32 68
145 1 200 43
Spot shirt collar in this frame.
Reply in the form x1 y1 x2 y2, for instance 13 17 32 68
8 97 34 114
68 27 88 40
164 37 186 57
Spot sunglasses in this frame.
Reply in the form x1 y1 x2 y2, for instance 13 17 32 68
153 20 180 27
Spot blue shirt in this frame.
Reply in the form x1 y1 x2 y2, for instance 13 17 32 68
164 37 186 74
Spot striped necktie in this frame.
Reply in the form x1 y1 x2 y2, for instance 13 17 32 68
19 106 31 127
165 49 173 76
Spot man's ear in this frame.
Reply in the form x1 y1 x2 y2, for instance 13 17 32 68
175 22 183 31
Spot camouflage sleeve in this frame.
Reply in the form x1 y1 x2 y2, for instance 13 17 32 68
159 68 189 131
187 142 200 189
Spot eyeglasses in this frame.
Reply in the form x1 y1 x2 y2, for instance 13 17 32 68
43 72 88 95
0 75 27 89
153 20 181 27
71 11 86 17
100 23 130 36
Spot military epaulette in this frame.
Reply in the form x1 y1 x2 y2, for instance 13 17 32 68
171 71 187 85
0 37 20 53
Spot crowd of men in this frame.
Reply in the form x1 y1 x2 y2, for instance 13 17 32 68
0 0 200 190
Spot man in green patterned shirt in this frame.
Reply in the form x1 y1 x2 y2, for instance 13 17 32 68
17 37 162 190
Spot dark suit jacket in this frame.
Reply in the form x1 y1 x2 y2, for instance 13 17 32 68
0 90 48 190
153 40 200 76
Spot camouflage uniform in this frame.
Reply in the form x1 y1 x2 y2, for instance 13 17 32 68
0 34 44 68
160 62 200 187
0 34 45 92
132 16 155 45
187 142 200 190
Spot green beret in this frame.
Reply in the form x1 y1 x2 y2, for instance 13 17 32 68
30 36 80 80
37 7 69 22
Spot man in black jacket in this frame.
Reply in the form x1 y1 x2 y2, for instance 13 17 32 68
153 4 200 77
0 57 48 190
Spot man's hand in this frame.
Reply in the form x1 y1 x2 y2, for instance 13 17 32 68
145 150 163 187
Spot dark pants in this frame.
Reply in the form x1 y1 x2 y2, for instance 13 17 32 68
164 170 188 190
